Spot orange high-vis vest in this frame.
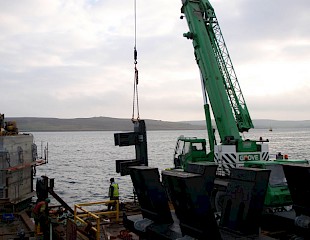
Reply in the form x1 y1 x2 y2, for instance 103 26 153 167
33 201 46 215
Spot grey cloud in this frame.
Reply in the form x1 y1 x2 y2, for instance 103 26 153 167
1 0 309 121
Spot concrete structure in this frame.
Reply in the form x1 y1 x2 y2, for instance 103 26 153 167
0 134 36 208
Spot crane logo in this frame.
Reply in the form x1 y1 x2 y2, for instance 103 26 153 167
239 154 260 161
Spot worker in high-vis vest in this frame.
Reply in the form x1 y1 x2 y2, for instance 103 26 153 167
108 178 119 211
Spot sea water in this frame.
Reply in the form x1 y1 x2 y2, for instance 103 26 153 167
31 128 310 208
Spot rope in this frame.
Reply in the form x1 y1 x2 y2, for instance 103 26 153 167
131 0 140 122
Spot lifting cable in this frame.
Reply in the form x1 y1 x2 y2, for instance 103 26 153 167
132 0 140 122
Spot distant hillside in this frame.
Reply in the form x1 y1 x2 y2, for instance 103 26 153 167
7 117 206 132
183 119 310 129
253 119 310 129
6 117 310 132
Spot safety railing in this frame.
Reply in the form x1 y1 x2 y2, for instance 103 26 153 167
74 200 119 240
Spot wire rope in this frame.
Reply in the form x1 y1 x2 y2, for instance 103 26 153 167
131 0 140 121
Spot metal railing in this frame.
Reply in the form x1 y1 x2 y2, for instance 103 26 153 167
74 200 119 240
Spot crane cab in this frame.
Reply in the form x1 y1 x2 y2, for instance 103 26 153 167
173 136 210 170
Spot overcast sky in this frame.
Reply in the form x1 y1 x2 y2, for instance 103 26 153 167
1 0 309 121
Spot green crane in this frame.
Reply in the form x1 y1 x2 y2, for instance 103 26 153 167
173 0 309 210
174 0 270 176
182 0 253 147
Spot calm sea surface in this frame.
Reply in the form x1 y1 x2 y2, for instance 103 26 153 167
31 128 310 208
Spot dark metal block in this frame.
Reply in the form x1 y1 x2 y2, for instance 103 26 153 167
115 159 140 176
114 132 137 146
230 167 270 182
114 120 148 169
186 162 217 196
162 169 221 240
129 166 173 224
282 164 310 216
220 167 271 236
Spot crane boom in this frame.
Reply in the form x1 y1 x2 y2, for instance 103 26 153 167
181 0 253 143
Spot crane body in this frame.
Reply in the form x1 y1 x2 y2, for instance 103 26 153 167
175 0 269 177
173 0 309 209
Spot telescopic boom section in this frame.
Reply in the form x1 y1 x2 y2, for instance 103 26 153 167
181 0 254 142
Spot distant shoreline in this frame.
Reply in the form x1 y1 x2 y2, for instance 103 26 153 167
7 117 310 132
